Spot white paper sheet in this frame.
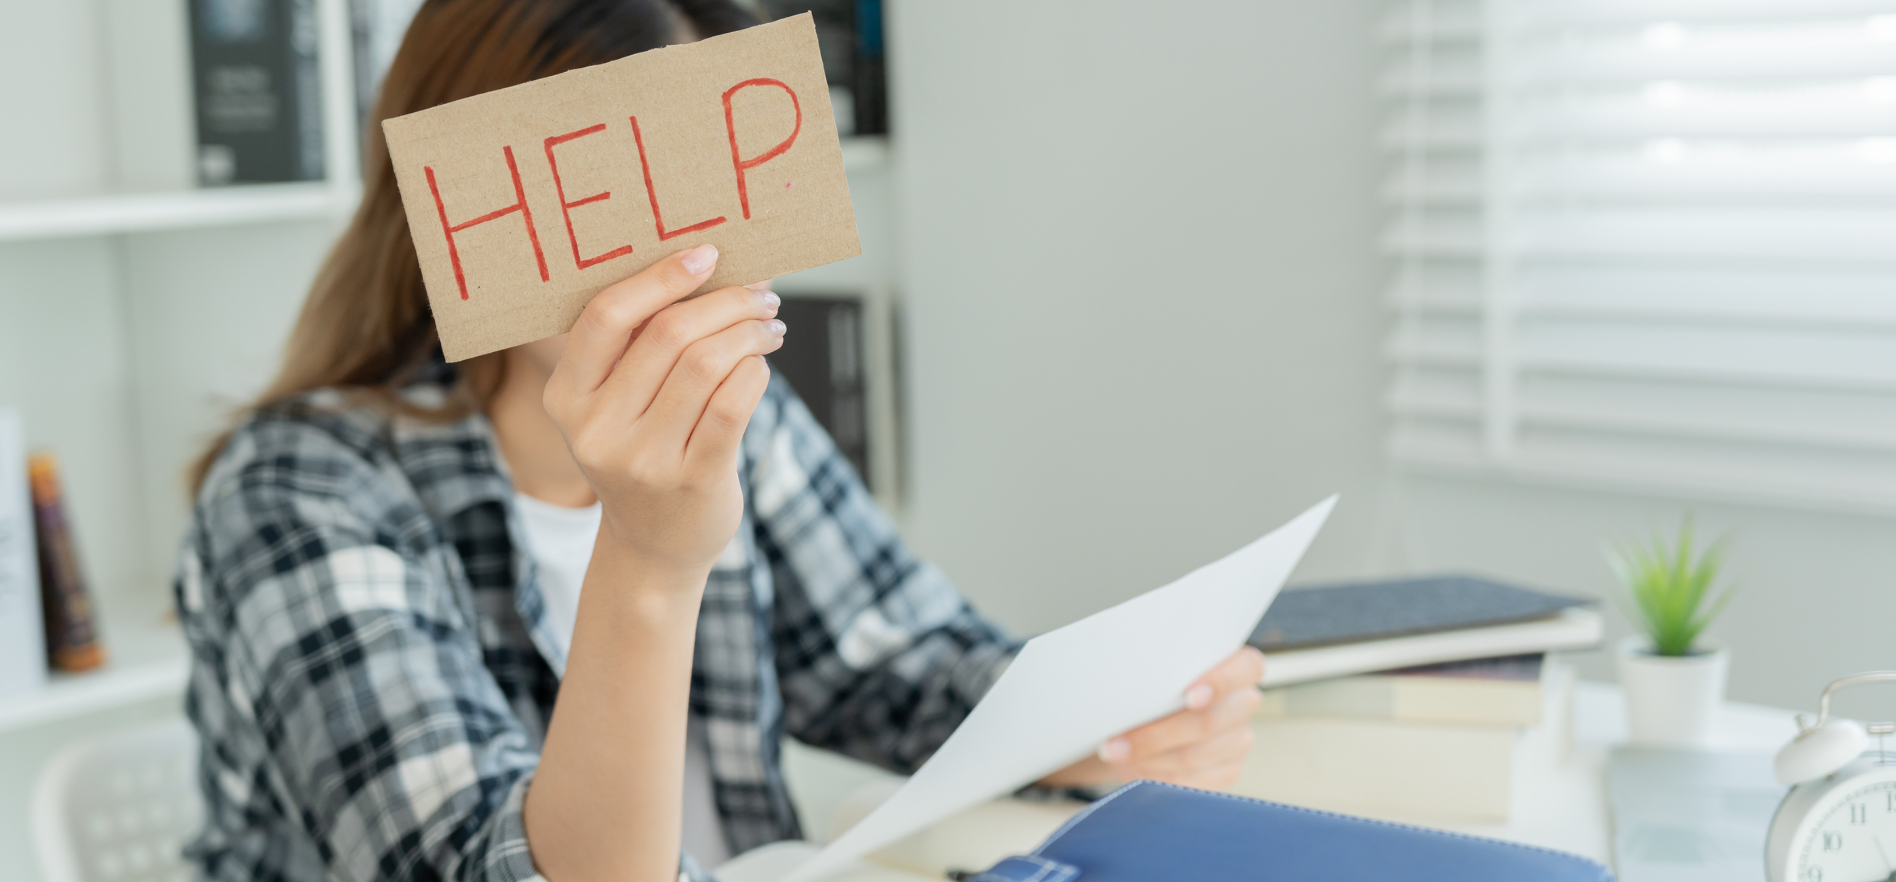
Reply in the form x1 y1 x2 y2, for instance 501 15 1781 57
782 496 1338 882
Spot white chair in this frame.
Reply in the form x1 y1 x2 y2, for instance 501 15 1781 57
31 717 203 882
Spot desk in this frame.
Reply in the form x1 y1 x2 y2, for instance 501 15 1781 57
790 680 1803 879
1453 680 1797 863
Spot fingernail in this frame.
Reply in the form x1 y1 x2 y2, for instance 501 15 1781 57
682 244 718 275
1099 738 1131 762
1186 684 1215 710
766 319 786 336
762 290 781 310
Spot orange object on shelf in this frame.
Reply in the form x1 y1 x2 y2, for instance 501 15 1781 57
28 453 105 673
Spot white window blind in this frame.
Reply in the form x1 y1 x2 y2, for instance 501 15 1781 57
1381 0 1896 513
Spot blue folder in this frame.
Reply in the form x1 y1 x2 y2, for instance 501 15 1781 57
970 781 1613 881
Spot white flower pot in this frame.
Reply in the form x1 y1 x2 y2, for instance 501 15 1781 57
1617 636 1729 747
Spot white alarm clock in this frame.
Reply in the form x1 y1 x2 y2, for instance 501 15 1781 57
1768 672 1896 882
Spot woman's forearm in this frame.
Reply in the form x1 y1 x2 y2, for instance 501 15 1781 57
521 245 781 882
525 536 707 882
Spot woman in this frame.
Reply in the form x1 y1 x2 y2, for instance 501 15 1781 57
175 1 1263 881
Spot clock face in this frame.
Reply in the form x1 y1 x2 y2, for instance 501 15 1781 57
1796 779 1896 882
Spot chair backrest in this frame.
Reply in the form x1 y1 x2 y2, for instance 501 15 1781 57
30 716 203 882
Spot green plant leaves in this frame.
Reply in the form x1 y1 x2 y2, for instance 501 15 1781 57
1605 516 1735 658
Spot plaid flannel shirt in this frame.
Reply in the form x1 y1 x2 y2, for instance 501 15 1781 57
174 370 1019 882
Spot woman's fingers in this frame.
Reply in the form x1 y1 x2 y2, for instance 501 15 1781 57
601 284 779 413
1184 647 1267 710
683 355 774 474
1117 725 1255 782
1105 687 1260 762
554 244 719 396
1105 720 1254 791
641 318 786 453
1083 647 1268 792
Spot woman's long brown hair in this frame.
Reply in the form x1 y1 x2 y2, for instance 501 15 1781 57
189 0 757 492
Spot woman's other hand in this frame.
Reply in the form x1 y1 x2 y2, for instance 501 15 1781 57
1040 646 1265 792
542 243 784 581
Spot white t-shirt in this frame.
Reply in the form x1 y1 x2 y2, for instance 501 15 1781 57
512 492 732 869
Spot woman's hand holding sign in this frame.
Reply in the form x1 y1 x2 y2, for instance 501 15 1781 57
543 242 784 584
530 243 784 882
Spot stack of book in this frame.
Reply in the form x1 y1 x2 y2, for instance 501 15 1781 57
1231 575 1603 825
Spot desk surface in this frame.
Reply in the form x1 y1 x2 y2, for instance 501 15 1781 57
806 680 1804 878
1460 680 1798 862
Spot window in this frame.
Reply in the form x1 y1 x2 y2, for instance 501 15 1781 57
1382 0 1896 513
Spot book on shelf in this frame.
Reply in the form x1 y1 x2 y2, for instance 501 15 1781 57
1256 653 1547 728
349 0 425 135
850 0 887 135
29 453 106 673
188 0 325 185
0 408 47 696
757 0 888 136
1249 574 1603 687
1233 664 1576 824
770 295 872 487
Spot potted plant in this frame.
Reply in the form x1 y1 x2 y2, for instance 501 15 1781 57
1607 518 1735 747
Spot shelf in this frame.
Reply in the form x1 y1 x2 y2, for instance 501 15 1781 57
0 138 885 244
0 182 356 243
840 136 890 172
0 611 189 736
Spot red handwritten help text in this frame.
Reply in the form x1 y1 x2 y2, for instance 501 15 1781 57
544 124 633 271
723 78 802 221
631 116 728 241
422 78 801 301
425 146 548 301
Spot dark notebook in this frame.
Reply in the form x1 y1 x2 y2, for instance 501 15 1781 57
1247 574 1591 653
972 780 1611 882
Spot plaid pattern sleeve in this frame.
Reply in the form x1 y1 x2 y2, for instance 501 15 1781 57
750 377 1022 773
176 402 544 882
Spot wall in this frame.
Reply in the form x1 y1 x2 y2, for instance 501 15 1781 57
888 0 1896 715
888 0 1393 635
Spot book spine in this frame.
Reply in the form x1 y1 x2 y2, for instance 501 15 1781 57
289 0 325 180
1256 668 1543 727
852 0 887 135
0 409 47 695
29 453 105 673
350 0 427 136
771 296 872 487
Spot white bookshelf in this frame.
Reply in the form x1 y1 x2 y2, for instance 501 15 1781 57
0 1 898 871
0 139 887 244
0 0 364 771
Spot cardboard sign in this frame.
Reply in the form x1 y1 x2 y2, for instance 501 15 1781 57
383 13 859 362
